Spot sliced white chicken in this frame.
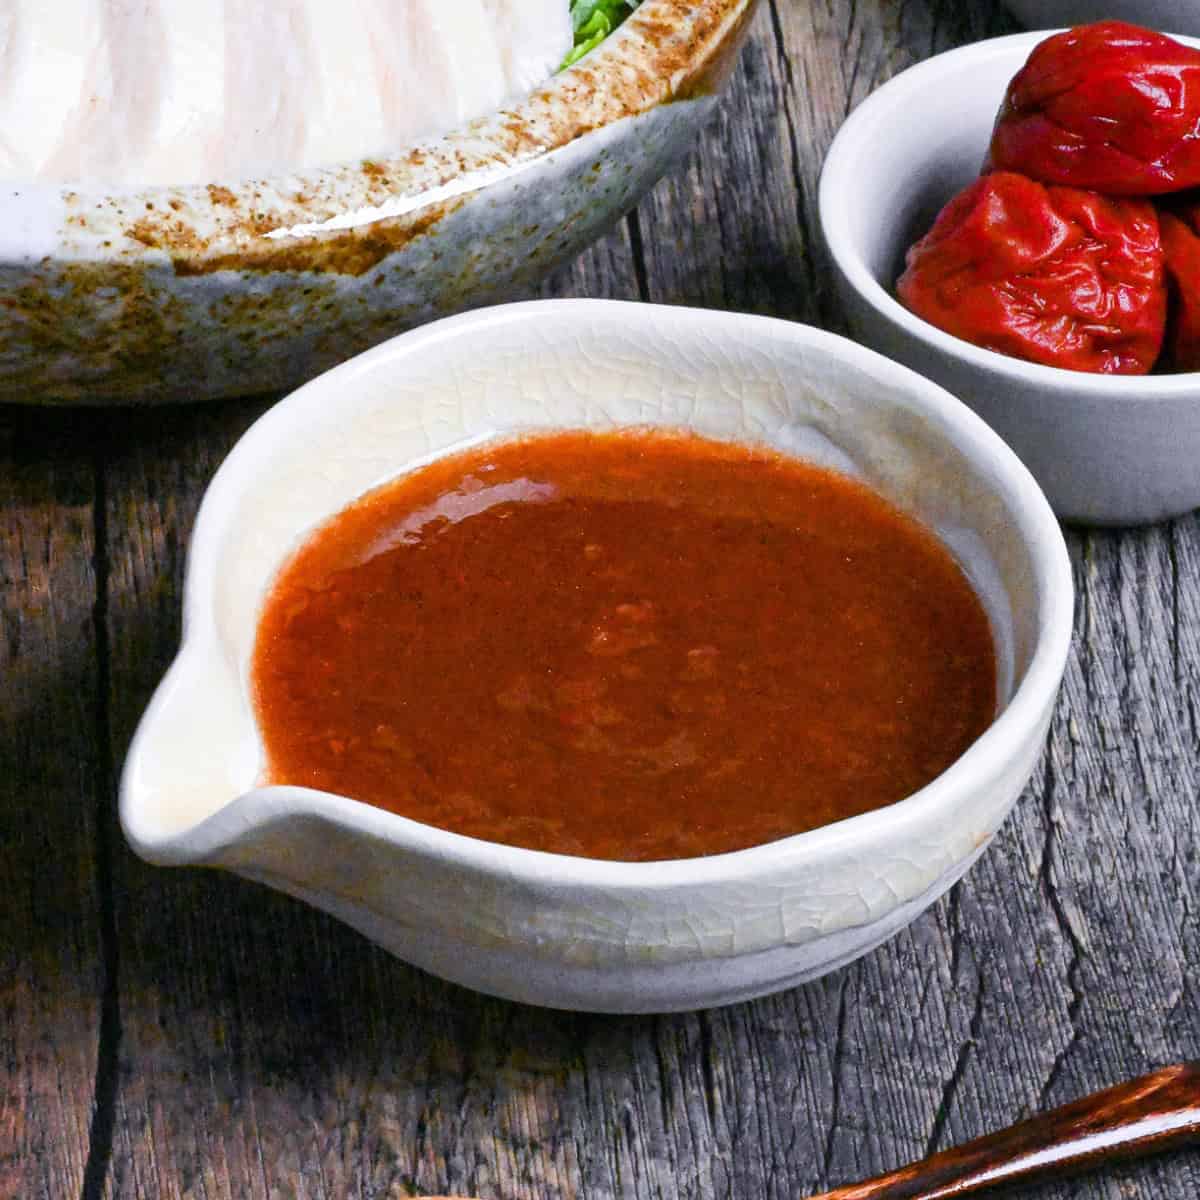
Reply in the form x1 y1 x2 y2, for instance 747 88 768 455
409 0 510 130
485 0 574 98
295 0 391 175
0 2 102 180
314 0 504 168
46 1 176 185
0 0 575 187
132 1 228 187
223 3 312 181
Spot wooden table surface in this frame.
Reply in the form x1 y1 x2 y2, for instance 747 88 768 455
4 2 1199 1198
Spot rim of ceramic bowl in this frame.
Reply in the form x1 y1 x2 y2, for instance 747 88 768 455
819 28 1200 400
18 0 758 269
121 299 1075 887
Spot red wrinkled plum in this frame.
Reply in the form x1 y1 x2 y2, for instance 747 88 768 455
989 21 1200 196
897 171 1166 375
1158 205 1200 370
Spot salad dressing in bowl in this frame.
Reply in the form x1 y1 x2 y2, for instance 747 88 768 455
251 428 998 861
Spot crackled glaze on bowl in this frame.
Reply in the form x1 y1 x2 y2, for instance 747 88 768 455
0 0 757 404
120 300 1073 1012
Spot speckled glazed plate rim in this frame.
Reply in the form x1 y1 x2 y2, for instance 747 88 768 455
9 0 759 267
819 28 1200 399
122 299 1074 884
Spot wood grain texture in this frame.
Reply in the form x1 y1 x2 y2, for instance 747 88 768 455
0 3 1198 1200
0 409 104 1200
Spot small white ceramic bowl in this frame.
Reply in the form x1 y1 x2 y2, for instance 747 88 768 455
820 31 1200 526
1004 2 1200 36
120 299 1072 1013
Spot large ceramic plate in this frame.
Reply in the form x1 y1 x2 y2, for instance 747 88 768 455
0 0 758 404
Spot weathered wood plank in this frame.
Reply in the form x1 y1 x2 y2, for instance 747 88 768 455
539 219 643 304
44 3 1200 1200
0 408 105 1200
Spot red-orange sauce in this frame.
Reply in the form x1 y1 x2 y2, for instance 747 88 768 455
252 430 996 861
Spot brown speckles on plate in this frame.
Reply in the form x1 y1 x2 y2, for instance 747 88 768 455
172 198 461 279
206 185 238 207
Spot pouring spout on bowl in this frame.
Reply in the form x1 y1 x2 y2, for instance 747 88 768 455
120 639 257 863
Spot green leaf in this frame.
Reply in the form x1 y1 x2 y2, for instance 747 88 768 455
562 1 641 69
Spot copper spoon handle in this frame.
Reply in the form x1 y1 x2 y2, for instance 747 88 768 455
809 1062 1200 1200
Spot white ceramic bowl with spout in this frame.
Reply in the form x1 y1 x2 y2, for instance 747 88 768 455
120 299 1073 1013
